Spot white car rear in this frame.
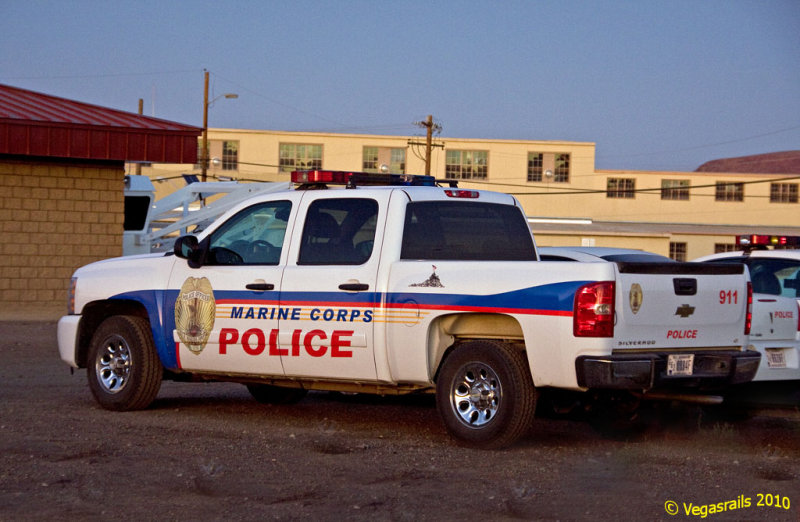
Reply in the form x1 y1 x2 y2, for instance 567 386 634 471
694 250 800 381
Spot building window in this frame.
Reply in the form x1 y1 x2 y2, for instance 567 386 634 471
363 147 378 171
527 153 543 181
715 182 744 202
770 183 798 203
390 149 406 173
607 178 635 198
714 243 737 253
527 152 569 182
670 242 687 262
661 179 690 200
554 153 570 182
222 141 238 170
362 147 406 173
445 150 488 179
279 143 323 173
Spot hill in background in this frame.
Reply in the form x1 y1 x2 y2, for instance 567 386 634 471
696 151 800 174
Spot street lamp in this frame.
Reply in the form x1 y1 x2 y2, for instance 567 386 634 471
201 70 238 182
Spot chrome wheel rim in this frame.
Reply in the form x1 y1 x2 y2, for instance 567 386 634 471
449 362 501 427
95 335 131 394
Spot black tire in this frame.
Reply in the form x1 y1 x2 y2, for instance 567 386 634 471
585 391 646 440
87 315 162 411
435 340 536 449
246 384 308 405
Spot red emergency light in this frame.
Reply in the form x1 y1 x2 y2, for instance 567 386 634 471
291 170 440 188
736 234 800 249
291 170 354 184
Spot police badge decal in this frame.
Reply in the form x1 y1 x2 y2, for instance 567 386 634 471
629 283 643 314
175 277 216 354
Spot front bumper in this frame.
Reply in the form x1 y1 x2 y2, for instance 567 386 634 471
57 315 81 368
576 350 761 391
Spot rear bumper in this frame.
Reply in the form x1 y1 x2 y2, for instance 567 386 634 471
576 350 761 391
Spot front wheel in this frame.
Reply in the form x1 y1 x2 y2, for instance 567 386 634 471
87 315 162 411
436 340 536 449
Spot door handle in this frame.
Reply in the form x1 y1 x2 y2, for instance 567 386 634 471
339 283 369 292
673 278 697 296
246 282 275 291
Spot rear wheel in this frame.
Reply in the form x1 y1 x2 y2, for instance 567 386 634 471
436 340 536 449
585 391 645 439
87 315 162 411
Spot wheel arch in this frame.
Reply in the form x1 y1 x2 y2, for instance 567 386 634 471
75 299 150 367
429 313 526 382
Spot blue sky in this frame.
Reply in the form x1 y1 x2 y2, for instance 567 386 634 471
1 0 798 171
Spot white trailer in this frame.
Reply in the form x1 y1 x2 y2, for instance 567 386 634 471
122 175 290 255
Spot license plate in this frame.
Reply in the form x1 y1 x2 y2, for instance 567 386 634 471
765 349 787 369
667 354 695 376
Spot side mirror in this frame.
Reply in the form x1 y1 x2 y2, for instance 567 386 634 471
174 235 198 258
174 236 203 268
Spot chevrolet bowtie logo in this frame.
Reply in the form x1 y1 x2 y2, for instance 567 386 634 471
675 304 695 318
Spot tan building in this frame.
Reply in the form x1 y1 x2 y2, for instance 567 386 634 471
136 128 800 261
0 84 200 319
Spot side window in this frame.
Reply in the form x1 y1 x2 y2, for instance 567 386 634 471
298 198 378 265
206 201 291 265
401 202 536 261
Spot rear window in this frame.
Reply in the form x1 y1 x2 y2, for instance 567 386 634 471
401 201 536 261
705 256 800 297
124 195 151 231
602 254 675 263
746 258 800 298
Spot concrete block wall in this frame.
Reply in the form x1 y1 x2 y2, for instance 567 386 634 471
0 160 124 320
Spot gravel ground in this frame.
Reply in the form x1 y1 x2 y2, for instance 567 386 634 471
1 321 798 521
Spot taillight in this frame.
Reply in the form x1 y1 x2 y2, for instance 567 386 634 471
574 281 615 337
444 189 479 198
796 301 800 332
744 282 752 335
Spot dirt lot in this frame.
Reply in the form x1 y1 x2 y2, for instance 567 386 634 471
1 321 798 521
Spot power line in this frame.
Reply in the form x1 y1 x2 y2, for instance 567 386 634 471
0 69 198 81
211 72 348 127
459 174 800 196
597 124 800 159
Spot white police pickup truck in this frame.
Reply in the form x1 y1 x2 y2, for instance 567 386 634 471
58 171 759 448
694 249 800 382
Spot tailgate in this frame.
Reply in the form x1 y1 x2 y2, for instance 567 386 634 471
612 262 748 350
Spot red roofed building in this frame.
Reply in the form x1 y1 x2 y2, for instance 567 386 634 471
0 84 201 318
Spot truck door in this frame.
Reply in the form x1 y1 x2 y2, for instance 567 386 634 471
278 192 388 381
167 197 298 376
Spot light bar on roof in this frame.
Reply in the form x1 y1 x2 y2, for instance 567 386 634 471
291 170 438 187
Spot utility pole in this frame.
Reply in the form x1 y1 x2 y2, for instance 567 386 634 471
424 115 434 176
201 70 210 182
409 114 444 176
135 98 144 175
201 70 238 183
